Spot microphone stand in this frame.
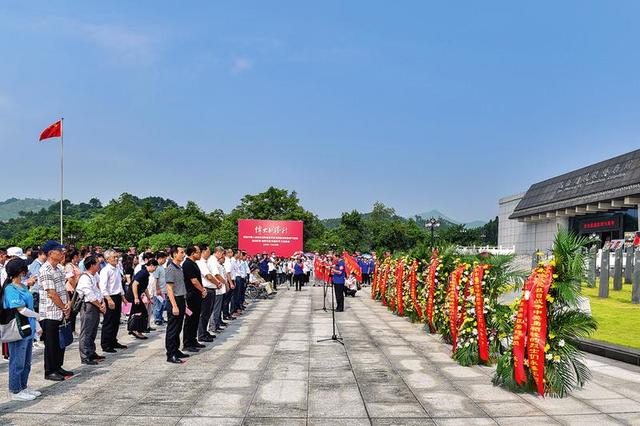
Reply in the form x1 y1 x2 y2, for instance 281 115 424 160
313 276 328 313
317 276 343 345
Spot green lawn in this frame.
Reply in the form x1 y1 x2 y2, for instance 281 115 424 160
581 281 640 350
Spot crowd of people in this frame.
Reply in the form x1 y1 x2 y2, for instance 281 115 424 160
0 242 288 401
0 243 377 402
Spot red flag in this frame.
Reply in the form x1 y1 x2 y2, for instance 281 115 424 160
39 120 62 141
314 257 323 280
342 251 362 281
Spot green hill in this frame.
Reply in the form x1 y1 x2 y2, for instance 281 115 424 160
0 198 56 222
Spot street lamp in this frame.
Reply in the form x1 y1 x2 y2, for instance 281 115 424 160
425 217 441 250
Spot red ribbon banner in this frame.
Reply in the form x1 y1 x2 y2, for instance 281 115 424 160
448 264 466 353
472 265 490 362
425 253 440 332
527 265 554 396
395 260 405 316
409 261 422 321
371 260 379 299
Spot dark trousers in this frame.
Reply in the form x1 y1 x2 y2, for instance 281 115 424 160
362 273 370 285
79 303 100 361
198 289 216 340
232 277 244 311
183 291 202 347
334 283 345 311
269 271 277 290
67 291 78 333
101 294 122 350
222 291 232 318
41 318 65 376
294 274 303 291
166 295 185 358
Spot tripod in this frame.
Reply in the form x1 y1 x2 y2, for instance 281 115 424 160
317 278 343 345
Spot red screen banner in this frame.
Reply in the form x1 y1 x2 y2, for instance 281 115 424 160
238 219 304 257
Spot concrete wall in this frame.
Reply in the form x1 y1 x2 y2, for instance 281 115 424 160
498 193 569 255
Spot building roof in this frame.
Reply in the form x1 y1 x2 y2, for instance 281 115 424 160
510 149 640 219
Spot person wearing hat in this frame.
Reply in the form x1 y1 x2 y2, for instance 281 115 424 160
38 240 73 381
0 247 29 284
2 258 43 401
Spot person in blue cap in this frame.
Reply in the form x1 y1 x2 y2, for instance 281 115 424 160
38 240 74 381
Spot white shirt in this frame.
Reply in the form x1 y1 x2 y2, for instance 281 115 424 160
231 258 244 279
99 263 123 297
133 263 143 275
268 260 276 272
197 258 216 289
76 273 102 303
242 260 250 276
208 257 226 295
223 257 233 279
0 264 6 286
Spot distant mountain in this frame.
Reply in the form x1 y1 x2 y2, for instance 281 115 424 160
0 198 56 222
414 209 488 229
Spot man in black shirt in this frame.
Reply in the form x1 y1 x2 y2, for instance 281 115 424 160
182 245 207 353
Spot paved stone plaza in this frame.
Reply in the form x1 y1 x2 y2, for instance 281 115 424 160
0 287 639 425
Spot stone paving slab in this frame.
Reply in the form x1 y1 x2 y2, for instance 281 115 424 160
0 285 639 425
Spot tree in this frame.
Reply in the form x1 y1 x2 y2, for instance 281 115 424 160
218 187 324 250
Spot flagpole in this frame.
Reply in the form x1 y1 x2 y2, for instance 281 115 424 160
60 117 64 244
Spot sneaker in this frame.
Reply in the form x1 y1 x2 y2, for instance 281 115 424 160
11 390 36 401
23 388 42 397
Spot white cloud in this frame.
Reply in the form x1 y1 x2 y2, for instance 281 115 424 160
28 16 157 65
74 21 155 64
231 56 254 74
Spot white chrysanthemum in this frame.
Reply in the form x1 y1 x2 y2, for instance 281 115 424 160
558 339 565 347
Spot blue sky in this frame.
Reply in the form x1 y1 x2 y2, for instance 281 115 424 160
1 1 639 221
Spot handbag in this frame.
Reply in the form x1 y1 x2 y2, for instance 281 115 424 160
0 282 33 343
70 273 90 314
127 312 144 332
58 319 73 349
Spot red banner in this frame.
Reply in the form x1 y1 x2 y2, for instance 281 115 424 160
395 260 405 316
343 252 362 281
425 253 440 332
238 219 303 257
448 264 465 353
409 261 422 321
472 265 490 362
381 264 390 306
513 272 536 385
512 263 554 396
371 260 379 299
527 265 553 396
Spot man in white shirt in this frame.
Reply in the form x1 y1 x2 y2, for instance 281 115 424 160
209 247 228 333
240 252 250 309
231 251 245 315
76 256 107 365
99 250 126 353
222 249 236 321
196 244 221 342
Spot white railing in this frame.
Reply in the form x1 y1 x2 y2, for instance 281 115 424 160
456 245 516 255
